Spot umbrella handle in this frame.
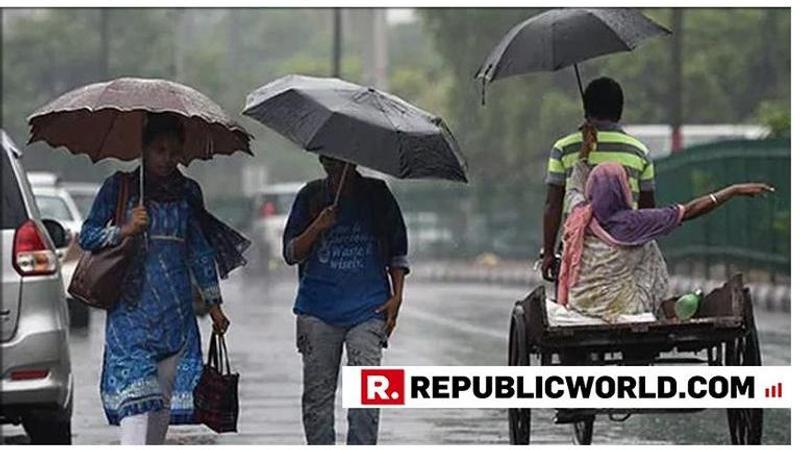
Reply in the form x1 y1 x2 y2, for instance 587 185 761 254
139 155 145 207
481 77 487 106
140 154 149 250
574 64 586 109
332 162 351 209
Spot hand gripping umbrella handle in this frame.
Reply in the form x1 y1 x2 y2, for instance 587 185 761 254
332 163 351 209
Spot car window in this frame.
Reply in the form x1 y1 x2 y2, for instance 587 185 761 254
35 195 74 222
1 150 28 229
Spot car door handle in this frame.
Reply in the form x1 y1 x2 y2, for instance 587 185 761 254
0 309 11 316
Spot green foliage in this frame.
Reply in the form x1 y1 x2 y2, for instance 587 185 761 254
755 100 790 138
1 8 790 260
772 210 790 240
411 8 790 257
420 8 790 182
2 9 353 192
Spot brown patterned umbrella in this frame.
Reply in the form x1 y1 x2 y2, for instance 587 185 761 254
27 77 252 164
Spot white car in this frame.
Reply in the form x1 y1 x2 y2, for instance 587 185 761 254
61 182 100 219
248 182 304 273
27 174 89 328
28 185 83 244
27 173 84 241
2 132 72 443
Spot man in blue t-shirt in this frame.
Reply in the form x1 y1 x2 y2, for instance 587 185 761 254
283 155 409 445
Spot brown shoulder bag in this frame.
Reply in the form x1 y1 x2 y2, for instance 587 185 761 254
68 174 138 310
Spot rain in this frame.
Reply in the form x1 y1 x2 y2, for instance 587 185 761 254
0 7 790 445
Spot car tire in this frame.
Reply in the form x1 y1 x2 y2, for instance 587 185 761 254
22 407 71 444
67 297 90 329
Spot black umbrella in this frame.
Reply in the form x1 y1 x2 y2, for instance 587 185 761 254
243 75 468 185
475 8 671 102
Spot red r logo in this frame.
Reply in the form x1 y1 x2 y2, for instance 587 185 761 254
361 369 404 405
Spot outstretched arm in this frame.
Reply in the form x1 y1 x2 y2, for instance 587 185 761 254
682 183 774 222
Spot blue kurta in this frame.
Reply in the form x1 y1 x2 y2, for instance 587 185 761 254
79 172 222 425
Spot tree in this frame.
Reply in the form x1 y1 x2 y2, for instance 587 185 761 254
417 8 790 256
2 9 361 191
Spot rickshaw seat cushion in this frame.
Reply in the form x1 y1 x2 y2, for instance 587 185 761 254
545 300 656 327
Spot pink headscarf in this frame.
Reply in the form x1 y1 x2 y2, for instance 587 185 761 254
557 162 684 305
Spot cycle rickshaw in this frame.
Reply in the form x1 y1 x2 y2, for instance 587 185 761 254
507 274 762 445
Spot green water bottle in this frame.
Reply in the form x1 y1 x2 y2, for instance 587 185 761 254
675 289 703 320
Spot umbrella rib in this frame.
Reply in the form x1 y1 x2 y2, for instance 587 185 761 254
372 92 406 177
589 11 637 52
29 77 250 164
93 111 120 160
171 91 200 160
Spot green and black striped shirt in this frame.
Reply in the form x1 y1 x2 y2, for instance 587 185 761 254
545 123 655 204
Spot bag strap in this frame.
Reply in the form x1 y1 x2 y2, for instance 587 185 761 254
206 333 231 374
218 333 232 375
112 174 130 226
207 332 220 370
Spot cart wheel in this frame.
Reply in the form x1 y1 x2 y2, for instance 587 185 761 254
572 416 594 445
725 291 763 445
727 407 763 445
508 306 531 445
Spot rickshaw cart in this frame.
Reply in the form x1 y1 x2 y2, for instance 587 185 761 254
507 275 762 445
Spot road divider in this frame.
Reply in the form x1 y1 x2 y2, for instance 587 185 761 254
413 262 789 312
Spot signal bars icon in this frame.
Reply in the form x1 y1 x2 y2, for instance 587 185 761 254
764 382 783 398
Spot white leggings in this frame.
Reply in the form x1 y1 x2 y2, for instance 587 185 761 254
119 351 181 445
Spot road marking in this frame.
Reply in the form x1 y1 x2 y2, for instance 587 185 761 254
400 305 507 341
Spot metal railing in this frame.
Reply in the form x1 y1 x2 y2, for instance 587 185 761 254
655 138 790 279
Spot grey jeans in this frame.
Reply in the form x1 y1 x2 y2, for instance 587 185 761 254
296 314 387 445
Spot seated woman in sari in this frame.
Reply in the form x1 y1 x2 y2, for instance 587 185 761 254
558 125 773 322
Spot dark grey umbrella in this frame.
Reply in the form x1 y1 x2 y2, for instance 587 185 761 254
475 8 671 100
242 74 468 183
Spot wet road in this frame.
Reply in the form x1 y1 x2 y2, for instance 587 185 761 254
3 274 791 444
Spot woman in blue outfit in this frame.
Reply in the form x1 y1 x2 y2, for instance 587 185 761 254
79 113 249 444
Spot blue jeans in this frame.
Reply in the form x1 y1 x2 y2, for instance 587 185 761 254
296 314 387 445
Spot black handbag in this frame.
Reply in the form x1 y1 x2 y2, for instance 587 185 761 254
68 174 136 310
194 333 239 433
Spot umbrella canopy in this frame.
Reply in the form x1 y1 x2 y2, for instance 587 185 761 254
476 8 670 89
28 77 252 164
243 74 468 183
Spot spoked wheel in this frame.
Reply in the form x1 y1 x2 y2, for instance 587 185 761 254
508 306 531 445
727 406 763 445
725 292 763 445
572 416 595 445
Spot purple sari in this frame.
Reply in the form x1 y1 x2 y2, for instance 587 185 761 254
558 162 684 304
